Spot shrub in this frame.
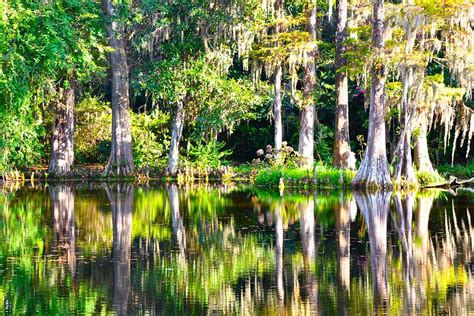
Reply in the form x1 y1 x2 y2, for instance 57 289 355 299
131 111 170 170
415 170 446 186
255 165 355 187
186 140 232 169
74 97 111 164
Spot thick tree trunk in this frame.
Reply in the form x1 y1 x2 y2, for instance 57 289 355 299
393 130 417 183
105 184 133 316
168 101 185 176
49 77 75 176
414 114 434 172
103 0 134 177
50 185 76 274
274 64 283 152
355 191 391 309
298 5 317 168
333 0 352 169
352 0 392 189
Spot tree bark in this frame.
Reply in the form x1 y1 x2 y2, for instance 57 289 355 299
414 113 434 172
49 77 75 177
352 0 392 189
50 185 76 274
105 184 133 316
333 0 352 169
355 191 391 309
274 64 283 152
167 101 185 176
103 0 134 177
298 4 318 168
273 0 284 153
393 129 417 183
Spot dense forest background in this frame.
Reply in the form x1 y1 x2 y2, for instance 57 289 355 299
0 0 473 186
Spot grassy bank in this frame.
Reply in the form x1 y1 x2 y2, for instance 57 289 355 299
252 165 356 188
438 162 474 179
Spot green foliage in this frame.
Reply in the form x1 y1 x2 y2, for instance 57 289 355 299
0 0 105 170
255 165 355 187
187 140 232 169
438 161 474 179
75 97 112 164
416 170 446 186
131 110 170 169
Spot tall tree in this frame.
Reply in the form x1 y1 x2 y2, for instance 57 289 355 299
49 77 76 176
352 0 392 189
333 0 352 169
298 1 318 168
102 0 134 176
273 0 284 153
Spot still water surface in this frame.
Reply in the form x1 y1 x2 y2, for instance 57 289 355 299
0 183 473 314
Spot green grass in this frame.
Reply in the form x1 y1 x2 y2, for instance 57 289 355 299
438 161 474 179
415 170 446 187
254 165 356 188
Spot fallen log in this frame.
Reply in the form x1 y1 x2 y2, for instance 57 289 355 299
423 176 474 188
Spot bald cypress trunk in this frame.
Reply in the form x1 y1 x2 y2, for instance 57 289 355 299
167 101 185 176
49 77 75 176
298 4 317 168
103 0 134 177
414 113 434 172
274 64 283 152
352 0 392 189
273 0 284 153
333 0 352 169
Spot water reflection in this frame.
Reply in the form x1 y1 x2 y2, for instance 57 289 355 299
273 197 284 305
355 191 391 309
106 184 133 316
50 185 76 275
167 184 186 258
0 184 473 314
334 192 351 315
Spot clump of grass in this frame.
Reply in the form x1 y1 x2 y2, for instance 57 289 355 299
416 170 446 187
255 165 355 188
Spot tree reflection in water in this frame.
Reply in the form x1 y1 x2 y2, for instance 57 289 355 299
105 184 133 316
334 192 352 315
50 184 76 275
1 185 474 314
298 193 318 313
355 191 391 310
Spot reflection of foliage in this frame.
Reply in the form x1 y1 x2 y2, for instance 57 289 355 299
0 186 473 314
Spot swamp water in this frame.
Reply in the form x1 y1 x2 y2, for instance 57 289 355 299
0 183 473 314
